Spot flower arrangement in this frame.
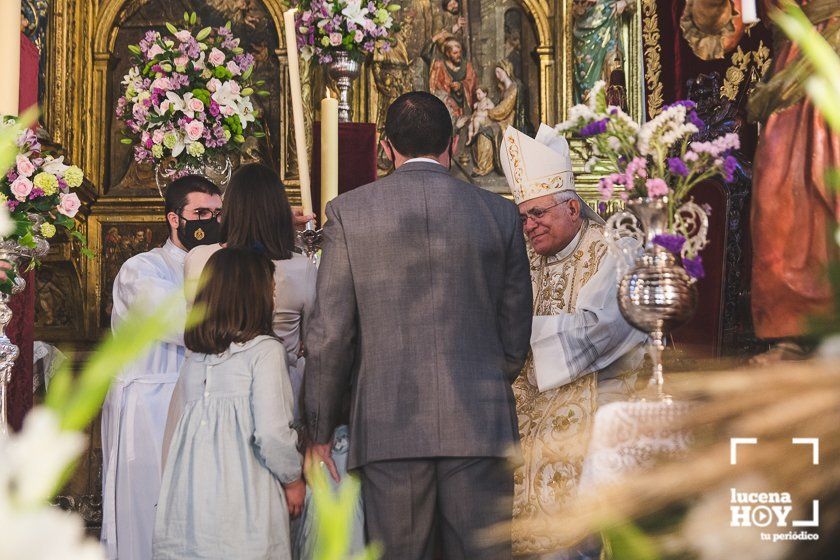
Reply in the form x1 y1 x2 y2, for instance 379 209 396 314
557 81 741 278
0 118 88 272
294 0 400 64
116 12 266 171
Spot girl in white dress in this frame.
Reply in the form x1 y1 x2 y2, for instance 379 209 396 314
154 248 304 559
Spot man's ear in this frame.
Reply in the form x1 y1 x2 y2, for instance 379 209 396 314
380 139 394 162
166 211 180 231
568 197 581 218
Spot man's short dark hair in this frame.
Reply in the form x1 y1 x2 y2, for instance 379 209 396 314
385 92 453 158
164 174 222 217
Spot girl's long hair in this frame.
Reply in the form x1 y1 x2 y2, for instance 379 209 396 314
185 247 275 355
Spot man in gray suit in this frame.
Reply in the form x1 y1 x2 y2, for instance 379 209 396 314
304 92 533 559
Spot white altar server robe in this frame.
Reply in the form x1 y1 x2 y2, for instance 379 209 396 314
530 236 647 393
101 239 187 560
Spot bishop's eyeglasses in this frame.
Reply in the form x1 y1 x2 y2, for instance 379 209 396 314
519 200 570 225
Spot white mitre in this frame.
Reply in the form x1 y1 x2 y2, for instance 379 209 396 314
500 124 604 225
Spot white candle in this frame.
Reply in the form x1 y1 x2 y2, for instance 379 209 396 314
320 91 339 224
740 0 759 25
0 0 21 116
283 8 313 216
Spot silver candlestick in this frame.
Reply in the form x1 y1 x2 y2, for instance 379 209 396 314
298 221 323 262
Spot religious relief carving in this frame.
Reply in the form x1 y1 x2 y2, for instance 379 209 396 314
99 222 169 327
641 0 663 118
34 266 78 329
720 41 772 101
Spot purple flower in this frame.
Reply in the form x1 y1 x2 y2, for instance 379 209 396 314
28 187 45 200
209 100 220 117
653 233 686 255
579 118 609 137
683 255 705 279
667 157 689 177
7 200 19 211
6 170 17 182
722 155 738 182
665 100 697 110
687 111 704 130
598 201 607 214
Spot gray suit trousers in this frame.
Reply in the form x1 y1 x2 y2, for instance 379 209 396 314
361 457 513 560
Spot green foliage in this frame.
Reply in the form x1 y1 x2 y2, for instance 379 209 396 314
0 109 38 172
307 465 381 560
45 297 205 432
602 522 661 560
191 88 212 106
773 2 840 132
195 27 212 42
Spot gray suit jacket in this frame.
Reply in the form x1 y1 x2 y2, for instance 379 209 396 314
304 161 533 469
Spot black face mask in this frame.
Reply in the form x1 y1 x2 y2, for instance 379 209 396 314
177 215 221 250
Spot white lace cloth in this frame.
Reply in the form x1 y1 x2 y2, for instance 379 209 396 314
579 399 693 490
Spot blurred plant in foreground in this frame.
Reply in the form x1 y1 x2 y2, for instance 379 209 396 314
306 464 380 560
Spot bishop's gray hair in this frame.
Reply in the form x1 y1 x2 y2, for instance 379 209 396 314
552 190 578 205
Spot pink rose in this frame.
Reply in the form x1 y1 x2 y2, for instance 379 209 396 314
10 176 34 201
208 48 226 67
174 30 192 43
226 61 241 76
147 44 164 59
152 129 165 144
207 78 222 93
187 97 205 113
221 105 236 117
152 77 171 91
329 32 343 47
174 55 189 68
645 178 670 198
354 30 364 43
228 81 241 95
58 192 81 218
16 154 36 178
185 120 205 141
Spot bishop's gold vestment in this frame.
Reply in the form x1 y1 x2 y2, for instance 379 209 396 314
512 220 607 555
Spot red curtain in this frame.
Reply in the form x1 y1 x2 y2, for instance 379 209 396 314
7 33 40 430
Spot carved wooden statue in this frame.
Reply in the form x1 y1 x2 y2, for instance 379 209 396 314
683 0 840 346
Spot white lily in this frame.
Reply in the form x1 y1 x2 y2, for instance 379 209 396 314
236 98 256 129
211 81 242 110
41 156 70 177
171 132 186 157
341 0 370 28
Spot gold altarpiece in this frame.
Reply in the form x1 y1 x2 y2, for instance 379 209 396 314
35 0 648 344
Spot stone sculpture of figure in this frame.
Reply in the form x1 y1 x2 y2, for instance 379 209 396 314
471 60 530 177
456 86 496 145
681 0 840 352
428 38 477 119
573 0 633 105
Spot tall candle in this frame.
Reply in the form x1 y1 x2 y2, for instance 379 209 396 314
283 8 313 216
740 0 759 25
320 91 339 223
0 0 21 116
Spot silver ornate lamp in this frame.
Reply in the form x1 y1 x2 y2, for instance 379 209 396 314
0 233 50 436
326 51 362 123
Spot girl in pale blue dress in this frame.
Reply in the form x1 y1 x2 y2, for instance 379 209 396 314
154 248 305 559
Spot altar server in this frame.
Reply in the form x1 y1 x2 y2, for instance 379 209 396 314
101 175 222 560
501 125 646 556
